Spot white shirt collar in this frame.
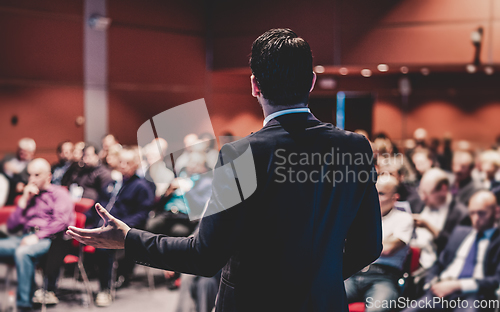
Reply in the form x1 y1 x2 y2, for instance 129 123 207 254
263 107 311 127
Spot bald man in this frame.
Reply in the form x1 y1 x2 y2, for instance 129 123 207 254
403 191 500 312
0 158 74 312
345 175 414 312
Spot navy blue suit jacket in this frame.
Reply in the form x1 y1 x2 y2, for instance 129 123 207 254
125 112 383 312
425 225 500 297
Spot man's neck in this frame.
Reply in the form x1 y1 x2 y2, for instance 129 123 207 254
261 101 308 119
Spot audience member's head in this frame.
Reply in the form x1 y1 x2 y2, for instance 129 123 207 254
376 174 399 216
56 141 74 163
419 168 450 209
378 157 405 182
145 138 168 165
73 141 85 162
456 140 472 152
185 152 208 176
373 137 394 155
468 190 499 232
17 138 36 161
452 150 474 183
479 150 500 181
82 144 100 168
199 133 216 150
119 147 141 179
27 158 52 191
413 128 428 146
412 149 434 177
184 134 198 149
102 134 118 153
106 144 123 170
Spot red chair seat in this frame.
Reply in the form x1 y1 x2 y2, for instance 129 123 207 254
83 245 95 253
349 302 365 312
64 254 79 264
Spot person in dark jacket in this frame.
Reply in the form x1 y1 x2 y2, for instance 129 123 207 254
61 144 112 201
68 28 382 312
85 146 155 307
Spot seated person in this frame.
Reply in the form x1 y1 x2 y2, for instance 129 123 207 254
402 190 500 312
451 151 484 207
85 146 155 307
99 134 119 167
62 143 112 201
51 141 74 185
378 156 423 213
411 149 435 186
345 175 414 312
0 138 36 205
478 150 500 204
411 168 469 272
146 152 213 237
0 158 74 312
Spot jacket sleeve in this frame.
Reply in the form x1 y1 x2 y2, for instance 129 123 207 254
342 138 383 280
125 142 249 277
342 182 383 279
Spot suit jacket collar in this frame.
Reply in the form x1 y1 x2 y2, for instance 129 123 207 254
263 112 322 129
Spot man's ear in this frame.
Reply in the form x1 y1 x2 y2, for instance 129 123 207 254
310 72 317 93
251 75 261 98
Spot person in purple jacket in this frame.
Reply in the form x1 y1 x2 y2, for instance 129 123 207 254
0 158 74 312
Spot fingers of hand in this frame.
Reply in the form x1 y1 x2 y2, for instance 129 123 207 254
66 229 93 244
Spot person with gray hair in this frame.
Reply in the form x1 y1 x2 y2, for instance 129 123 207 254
0 158 74 312
0 138 36 206
451 151 484 207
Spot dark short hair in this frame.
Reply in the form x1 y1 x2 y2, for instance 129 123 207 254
250 28 314 106
84 143 100 155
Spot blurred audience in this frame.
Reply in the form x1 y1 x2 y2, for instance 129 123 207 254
85 146 155 307
451 151 484 207
0 158 74 311
0 138 36 205
61 143 112 202
345 175 414 312
99 134 119 167
410 168 468 272
143 138 174 198
402 191 500 312
51 141 74 185
411 149 435 184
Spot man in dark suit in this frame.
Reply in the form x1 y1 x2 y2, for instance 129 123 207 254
67 28 382 312
403 190 500 312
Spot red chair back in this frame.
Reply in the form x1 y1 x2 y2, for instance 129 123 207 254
74 198 95 213
409 246 421 274
72 212 87 248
